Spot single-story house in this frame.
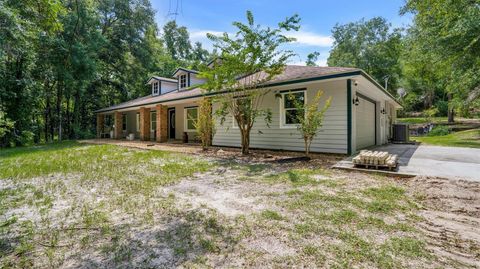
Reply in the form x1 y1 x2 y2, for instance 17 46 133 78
95 65 401 155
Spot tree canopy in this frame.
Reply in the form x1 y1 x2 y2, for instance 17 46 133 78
327 17 403 94
0 0 210 147
199 10 300 154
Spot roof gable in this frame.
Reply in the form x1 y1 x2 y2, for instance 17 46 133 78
172 67 199 77
146 76 177 85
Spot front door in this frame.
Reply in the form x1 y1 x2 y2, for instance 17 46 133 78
168 108 175 139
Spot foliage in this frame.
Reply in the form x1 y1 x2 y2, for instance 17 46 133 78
435 101 449 117
199 10 301 155
327 17 403 94
287 90 331 156
0 0 210 148
423 107 438 122
0 110 15 140
402 0 480 121
427 125 449 137
194 98 216 150
306 51 320 66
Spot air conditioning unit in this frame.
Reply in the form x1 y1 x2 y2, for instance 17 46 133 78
392 124 410 143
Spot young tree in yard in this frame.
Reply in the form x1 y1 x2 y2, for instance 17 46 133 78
287 91 331 157
199 10 301 155
194 98 215 150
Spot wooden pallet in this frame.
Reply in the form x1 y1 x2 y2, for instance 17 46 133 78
354 163 398 171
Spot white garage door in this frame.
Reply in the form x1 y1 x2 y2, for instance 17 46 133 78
356 96 376 150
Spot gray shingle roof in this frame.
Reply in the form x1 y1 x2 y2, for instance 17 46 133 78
95 65 361 113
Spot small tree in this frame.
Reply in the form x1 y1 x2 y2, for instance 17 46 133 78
199 11 301 155
287 90 332 157
194 98 215 150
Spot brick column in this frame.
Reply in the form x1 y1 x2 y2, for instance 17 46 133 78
96 114 104 138
114 111 122 139
156 104 168 142
139 107 151 141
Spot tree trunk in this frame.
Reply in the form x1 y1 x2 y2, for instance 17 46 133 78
304 138 310 157
56 82 63 141
45 92 51 142
240 129 250 155
447 93 454 123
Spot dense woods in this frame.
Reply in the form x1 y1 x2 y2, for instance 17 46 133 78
1 0 479 147
327 0 480 121
0 0 210 147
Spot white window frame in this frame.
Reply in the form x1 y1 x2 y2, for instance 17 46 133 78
136 113 140 132
179 74 187 89
150 111 157 132
279 90 306 129
152 81 159 95
184 107 198 132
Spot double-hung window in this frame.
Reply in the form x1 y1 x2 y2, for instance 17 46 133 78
153 82 159 95
179 74 187 89
184 107 198 131
281 90 305 127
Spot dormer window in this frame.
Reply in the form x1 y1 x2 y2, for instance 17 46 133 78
153 82 159 95
179 74 187 89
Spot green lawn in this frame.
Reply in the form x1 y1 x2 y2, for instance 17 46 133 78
396 117 447 124
413 129 480 148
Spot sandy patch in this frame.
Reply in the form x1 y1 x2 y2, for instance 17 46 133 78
164 167 272 216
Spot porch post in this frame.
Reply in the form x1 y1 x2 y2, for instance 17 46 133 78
114 111 122 139
96 114 104 138
139 107 151 141
156 104 168 142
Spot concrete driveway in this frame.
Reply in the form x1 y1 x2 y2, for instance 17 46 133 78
374 144 480 181
336 144 480 181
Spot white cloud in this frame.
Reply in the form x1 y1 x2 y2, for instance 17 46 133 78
190 29 333 48
190 30 224 40
286 31 333 47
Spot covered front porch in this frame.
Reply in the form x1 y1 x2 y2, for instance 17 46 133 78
96 99 200 143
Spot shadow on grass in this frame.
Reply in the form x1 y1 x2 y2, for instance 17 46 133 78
73 209 241 268
0 141 84 159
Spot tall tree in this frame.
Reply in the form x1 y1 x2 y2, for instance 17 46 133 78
327 17 403 94
0 0 207 147
306 51 320 66
199 11 300 155
402 0 480 121
163 20 192 61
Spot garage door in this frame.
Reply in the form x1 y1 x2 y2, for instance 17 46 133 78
356 96 376 150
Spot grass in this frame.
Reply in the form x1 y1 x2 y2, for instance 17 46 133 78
396 117 447 124
413 129 480 148
0 141 443 268
0 141 215 268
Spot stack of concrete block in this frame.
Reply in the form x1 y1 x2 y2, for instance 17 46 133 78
352 150 398 167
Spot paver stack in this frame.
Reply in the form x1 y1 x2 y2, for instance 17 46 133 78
352 150 398 170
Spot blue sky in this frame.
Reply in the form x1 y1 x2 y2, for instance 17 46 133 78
150 0 412 66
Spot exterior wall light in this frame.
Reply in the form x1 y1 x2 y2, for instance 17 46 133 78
353 96 359 106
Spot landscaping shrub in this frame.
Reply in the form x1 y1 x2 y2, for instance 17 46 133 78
18 131 35 146
428 125 449 136
435 100 449 117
